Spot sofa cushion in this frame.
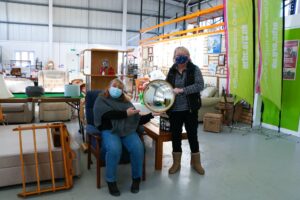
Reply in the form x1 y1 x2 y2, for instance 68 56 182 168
201 87 217 97
1 103 26 112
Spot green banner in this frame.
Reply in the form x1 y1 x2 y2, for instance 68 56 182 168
258 0 283 109
263 28 300 131
224 0 254 105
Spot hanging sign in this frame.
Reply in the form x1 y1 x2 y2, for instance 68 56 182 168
256 0 283 109
224 0 254 105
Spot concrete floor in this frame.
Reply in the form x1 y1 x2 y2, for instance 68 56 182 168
1 123 300 200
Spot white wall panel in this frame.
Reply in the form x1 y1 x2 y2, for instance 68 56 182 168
191 0 222 11
142 0 158 15
142 16 158 29
8 24 48 41
54 8 88 26
89 0 122 11
53 0 88 7
165 4 183 17
127 32 156 46
7 3 48 24
0 2 7 21
53 27 88 43
89 30 121 45
127 15 140 30
89 11 122 29
0 24 8 40
128 0 141 13
0 40 50 65
15 0 48 4
127 32 139 46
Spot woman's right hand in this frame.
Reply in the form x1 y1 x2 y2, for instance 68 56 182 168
127 107 140 116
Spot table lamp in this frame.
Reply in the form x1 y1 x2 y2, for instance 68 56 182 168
0 74 13 99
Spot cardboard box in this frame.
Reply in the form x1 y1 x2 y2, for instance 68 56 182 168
203 113 223 133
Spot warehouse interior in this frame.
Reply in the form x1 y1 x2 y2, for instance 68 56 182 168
0 0 300 199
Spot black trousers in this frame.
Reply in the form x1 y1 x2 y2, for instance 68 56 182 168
169 110 199 153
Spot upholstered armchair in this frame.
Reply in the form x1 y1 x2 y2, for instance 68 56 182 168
38 70 71 121
85 90 146 188
1 75 34 124
198 87 221 122
38 70 69 92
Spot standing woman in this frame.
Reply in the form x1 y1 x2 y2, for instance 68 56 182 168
93 78 154 196
166 46 205 175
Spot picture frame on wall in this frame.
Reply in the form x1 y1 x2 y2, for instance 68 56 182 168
148 47 153 55
207 34 222 54
218 54 225 66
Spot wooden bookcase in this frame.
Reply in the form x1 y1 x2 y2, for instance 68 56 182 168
81 49 119 90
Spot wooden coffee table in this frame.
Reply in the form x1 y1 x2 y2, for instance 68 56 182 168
143 121 187 170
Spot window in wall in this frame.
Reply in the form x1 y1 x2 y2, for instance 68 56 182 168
14 51 35 67
285 0 297 16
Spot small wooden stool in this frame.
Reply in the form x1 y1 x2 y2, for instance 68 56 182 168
203 113 223 133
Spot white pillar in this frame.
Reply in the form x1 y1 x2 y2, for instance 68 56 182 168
121 0 127 50
252 93 262 127
296 0 300 14
48 0 53 60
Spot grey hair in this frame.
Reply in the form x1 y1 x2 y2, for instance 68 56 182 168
173 46 190 60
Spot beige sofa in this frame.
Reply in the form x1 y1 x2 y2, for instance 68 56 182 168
38 70 71 122
1 103 34 124
0 124 81 187
198 87 221 122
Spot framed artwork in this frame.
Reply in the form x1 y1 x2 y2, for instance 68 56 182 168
148 47 153 55
203 54 208 65
207 34 222 54
218 54 225 66
218 77 227 96
142 48 148 59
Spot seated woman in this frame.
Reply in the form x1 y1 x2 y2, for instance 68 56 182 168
93 78 155 197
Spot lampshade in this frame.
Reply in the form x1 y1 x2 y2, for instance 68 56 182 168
0 74 13 99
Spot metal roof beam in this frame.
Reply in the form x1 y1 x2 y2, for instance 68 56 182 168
0 0 172 18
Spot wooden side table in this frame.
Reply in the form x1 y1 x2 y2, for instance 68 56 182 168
143 121 187 170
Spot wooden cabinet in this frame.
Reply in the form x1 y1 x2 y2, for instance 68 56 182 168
81 49 119 90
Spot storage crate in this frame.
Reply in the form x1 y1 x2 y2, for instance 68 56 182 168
203 113 223 133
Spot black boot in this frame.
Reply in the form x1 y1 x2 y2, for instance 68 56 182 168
130 178 141 193
107 181 121 196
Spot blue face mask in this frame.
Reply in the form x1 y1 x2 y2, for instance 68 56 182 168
175 55 189 64
109 87 122 98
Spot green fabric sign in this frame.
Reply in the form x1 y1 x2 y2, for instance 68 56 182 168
224 0 254 105
258 0 283 109
263 28 300 131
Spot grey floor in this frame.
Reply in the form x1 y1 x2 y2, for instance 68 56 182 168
1 122 300 200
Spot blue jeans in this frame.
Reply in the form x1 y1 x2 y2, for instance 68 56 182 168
101 130 144 182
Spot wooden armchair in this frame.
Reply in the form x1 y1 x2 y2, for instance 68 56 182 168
85 90 146 188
